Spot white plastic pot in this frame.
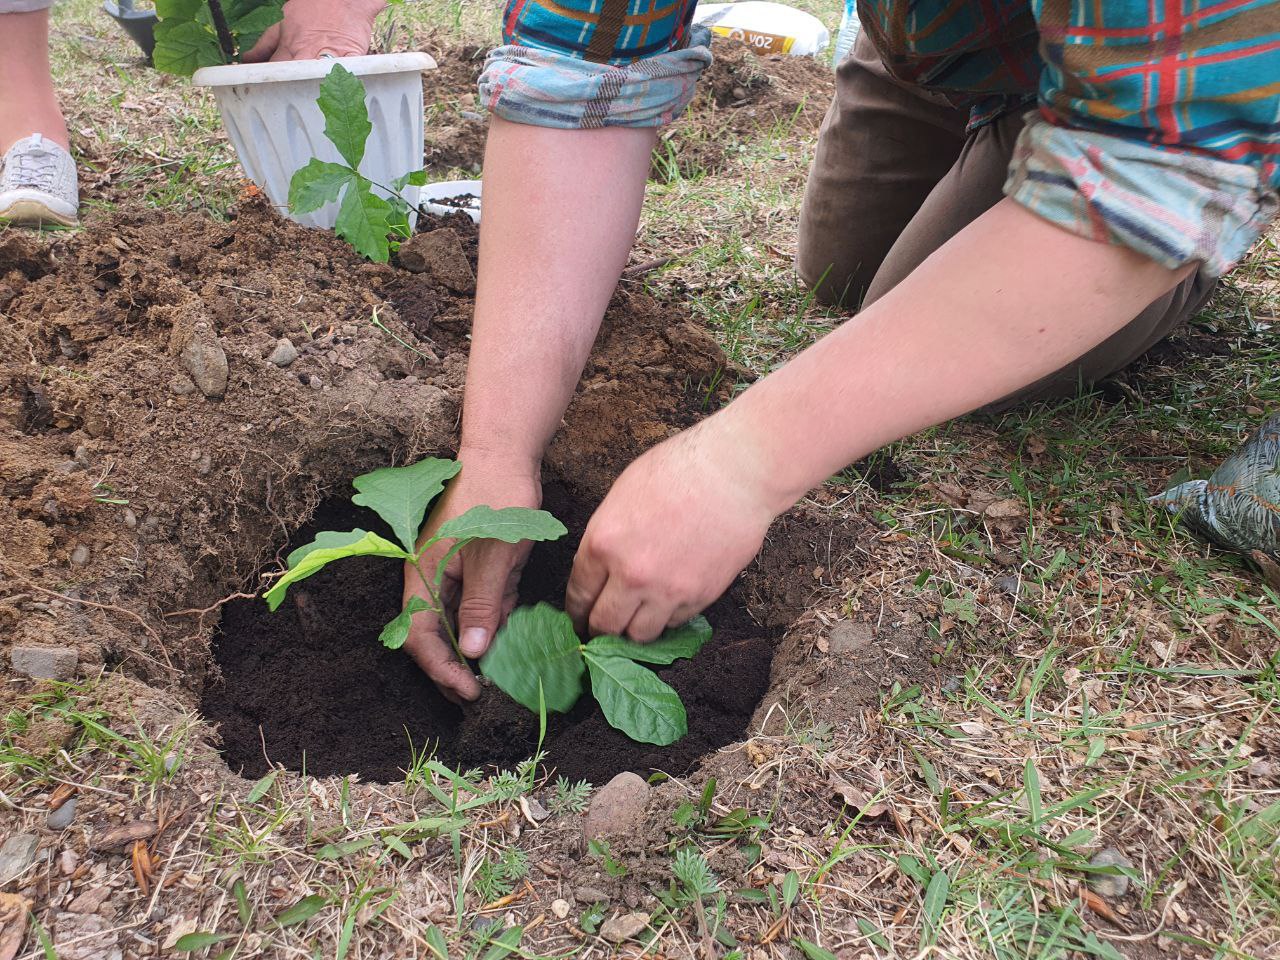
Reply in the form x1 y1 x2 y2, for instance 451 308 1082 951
418 179 482 224
193 53 437 230
693 2 830 56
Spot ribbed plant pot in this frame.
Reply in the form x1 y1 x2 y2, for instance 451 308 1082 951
193 53 436 230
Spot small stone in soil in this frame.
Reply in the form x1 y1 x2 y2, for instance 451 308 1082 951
1087 848 1134 898
58 849 79 875
10 645 78 681
181 337 230 398
268 338 299 367
600 911 650 944
582 771 649 843
69 544 91 566
573 885 609 904
551 898 570 919
0 834 40 885
308 375 323 391
46 796 77 831
67 885 112 914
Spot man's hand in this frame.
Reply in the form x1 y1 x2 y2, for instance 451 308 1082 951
565 418 783 641
242 0 385 62
401 453 542 702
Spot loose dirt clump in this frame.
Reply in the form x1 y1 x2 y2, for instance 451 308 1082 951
656 39 835 178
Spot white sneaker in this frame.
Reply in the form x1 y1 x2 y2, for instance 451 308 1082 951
0 134 79 227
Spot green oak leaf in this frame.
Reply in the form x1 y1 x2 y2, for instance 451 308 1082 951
264 529 409 610
350 458 462 554
583 650 687 745
431 505 567 582
152 21 224 76
392 170 429 191
154 0 205 20
379 596 431 649
433 505 568 547
334 180 395 262
230 3 283 49
480 603 585 713
317 63 372 169
288 159 356 215
586 616 711 665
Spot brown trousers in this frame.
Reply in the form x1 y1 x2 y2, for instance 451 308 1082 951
795 33 1216 402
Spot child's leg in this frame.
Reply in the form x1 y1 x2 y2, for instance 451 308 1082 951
0 5 68 153
796 31 969 308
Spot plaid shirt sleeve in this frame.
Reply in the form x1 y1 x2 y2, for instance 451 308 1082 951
1005 0 1280 277
477 0 712 129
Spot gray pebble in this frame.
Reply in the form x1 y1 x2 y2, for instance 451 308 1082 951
47 797 78 831
11 645 79 680
0 834 40 885
121 508 137 529
1087 847 1134 898
600 911 650 944
182 337 229 399
308 375 323 391
70 544 91 566
583 772 649 843
267 338 298 367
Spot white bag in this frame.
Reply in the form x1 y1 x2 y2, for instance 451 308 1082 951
693 2 830 57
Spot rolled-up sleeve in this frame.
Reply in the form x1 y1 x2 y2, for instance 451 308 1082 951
1005 0 1279 277
478 0 712 129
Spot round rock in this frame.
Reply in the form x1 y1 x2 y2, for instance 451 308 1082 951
1087 847 1134 898
47 796 78 831
582 772 649 843
267 338 299 367
600 911 650 944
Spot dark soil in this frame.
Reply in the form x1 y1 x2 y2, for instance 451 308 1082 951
201 479 776 784
1 198 858 787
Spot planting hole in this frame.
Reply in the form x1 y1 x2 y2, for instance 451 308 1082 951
201 479 777 784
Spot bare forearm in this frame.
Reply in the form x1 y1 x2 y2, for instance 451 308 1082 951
725 199 1194 508
459 118 657 469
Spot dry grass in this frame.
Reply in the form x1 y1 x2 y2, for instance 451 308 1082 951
2 1 1277 958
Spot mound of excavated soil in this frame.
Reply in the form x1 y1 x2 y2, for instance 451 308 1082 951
659 40 835 177
1 199 860 783
416 38 834 179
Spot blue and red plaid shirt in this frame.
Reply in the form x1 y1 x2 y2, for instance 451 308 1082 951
479 0 1279 277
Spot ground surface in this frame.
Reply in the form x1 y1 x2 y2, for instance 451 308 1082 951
2 2 1279 960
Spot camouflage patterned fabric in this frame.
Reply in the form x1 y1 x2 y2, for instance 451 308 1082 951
1155 412 1280 567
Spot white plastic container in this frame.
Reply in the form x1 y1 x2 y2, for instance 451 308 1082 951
419 180 482 224
193 53 436 230
692 2 830 57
